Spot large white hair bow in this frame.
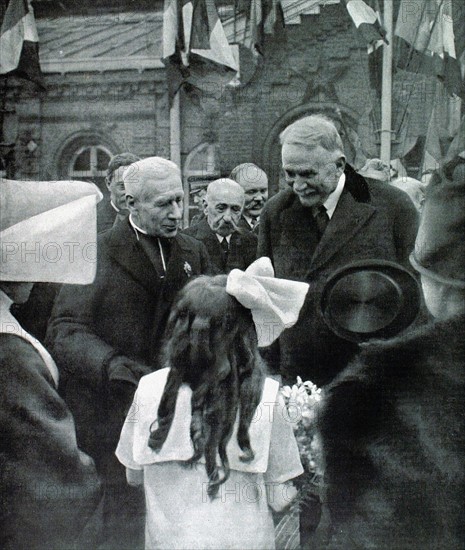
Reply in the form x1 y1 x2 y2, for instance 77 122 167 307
226 257 309 347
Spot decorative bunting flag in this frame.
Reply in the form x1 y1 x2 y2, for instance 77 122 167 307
395 0 464 99
445 114 465 163
344 0 386 97
344 0 387 47
235 0 283 58
420 102 443 182
162 0 238 101
0 0 44 87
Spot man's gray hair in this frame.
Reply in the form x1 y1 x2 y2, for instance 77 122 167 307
123 157 181 199
280 114 344 154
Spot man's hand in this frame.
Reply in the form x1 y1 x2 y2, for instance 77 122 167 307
106 355 152 386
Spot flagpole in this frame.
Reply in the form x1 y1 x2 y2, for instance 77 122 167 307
380 0 393 165
169 88 185 223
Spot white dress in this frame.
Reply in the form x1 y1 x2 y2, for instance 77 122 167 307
116 368 303 550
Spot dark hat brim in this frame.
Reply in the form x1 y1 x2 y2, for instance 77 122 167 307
321 260 421 343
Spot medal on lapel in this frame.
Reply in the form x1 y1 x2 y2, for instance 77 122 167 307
183 261 192 278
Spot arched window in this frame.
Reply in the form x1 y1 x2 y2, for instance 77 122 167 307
68 145 113 192
56 133 119 195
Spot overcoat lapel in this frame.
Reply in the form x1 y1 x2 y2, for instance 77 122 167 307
279 198 321 262
193 219 225 272
105 219 160 295
308 188 376 275
161 236 193 298
150 235 197 360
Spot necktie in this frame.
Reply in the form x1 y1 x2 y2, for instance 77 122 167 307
313 204 329 238
220 237 229 257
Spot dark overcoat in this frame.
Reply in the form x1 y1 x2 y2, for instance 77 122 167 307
257 165 419 385
320 314 465 549
96 198 116 234
46 218 210 460
0 334 102 550
183 218 257 274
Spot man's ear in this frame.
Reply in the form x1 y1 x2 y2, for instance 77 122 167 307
125 194 135 211
105 176 111 192
203 198 209 215
336 155 346 175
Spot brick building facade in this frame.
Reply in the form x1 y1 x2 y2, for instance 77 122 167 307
2 0 461 221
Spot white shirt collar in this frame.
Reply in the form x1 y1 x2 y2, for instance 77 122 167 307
110 200 120 213
129 214 148 239
215 233 231 244
323 172 345 219
243 214 259 228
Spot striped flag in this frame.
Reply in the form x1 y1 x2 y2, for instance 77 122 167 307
445 115 465 162
162 0 190 101
344 0 387 47
236 0 283 58
162 0 237 99
420 103 443 182
0 0 44 87
344 0 386 96
395 0 465 99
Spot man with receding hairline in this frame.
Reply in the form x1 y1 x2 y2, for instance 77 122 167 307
184 178 257 273
98 152 141 233
47 156 210 548
230 163 269 233
258 114 419 386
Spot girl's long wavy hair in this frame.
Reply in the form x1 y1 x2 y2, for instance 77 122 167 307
148 275 266 498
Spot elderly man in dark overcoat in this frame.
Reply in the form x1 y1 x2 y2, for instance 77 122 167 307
258 115 419 386
46 157 210 549
184 178 257 274
320 154 465 549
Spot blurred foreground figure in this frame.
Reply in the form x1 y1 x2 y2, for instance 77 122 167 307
0 180 102 550
321 154 465 549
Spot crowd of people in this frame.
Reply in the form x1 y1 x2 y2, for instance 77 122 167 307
1 114 464 549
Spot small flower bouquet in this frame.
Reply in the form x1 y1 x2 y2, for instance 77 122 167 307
280 377 325 533
280 377 324 478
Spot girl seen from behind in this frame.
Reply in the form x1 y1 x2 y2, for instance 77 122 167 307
116 259 308 549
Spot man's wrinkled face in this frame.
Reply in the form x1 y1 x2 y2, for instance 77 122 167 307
127 176 184 238
106 167 127 211
282 143 345 208
237 170 269 219
205 186 244 237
